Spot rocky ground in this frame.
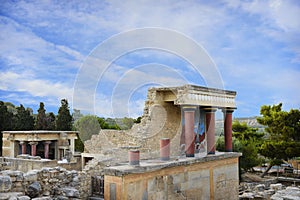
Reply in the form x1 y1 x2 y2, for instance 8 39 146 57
239 173 300 200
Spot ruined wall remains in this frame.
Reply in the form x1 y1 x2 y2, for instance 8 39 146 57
84 88 182 162
0 156 82 172
0 167 90 199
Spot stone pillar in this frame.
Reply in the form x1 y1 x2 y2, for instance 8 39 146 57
44 141 51 159
183 106 197 157
160 138 170 161
205 108 217 155
20 141 27 154
29 142 38 156
129 150 140 165
223 109 234 152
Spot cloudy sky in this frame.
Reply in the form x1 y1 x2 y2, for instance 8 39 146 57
0 0 299 118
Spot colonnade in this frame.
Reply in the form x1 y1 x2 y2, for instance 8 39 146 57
182 106 234 157
19 141 52 158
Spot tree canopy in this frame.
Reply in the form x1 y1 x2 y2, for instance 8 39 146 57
56 99 72 131
13 104 35 130
257 103 300 163
74 115 101 142
35 102 47 130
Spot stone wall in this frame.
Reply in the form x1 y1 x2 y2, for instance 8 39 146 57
84 88 182 163
104 153 241 200
0 156 82 172
0 167 90 199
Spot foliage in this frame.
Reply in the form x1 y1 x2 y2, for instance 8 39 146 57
98 117 120 130
216 120 264 172
0 101 14 131
232 121 264 142
257 103 300 162
121 117 135 129
134 116 142 123
35 102 48 130
13 104 35 130
216 136 242 152
74 115 101 142
72 109 83 123
239 139 262 172
56 99 72 131
75 138 84 152
46 112 56 130
0 101 14 155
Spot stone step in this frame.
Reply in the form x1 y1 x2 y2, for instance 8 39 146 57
88 197 104 200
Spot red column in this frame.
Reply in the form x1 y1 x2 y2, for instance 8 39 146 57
205 108 217 155
29 142 38 156
129 150 140 165
20 141 27 154
223 109 234 152
160 138 170 161
183 106 197 157
44 141 51 159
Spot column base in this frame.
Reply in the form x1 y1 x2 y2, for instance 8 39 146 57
160 156 170 161
225 149 232 152
186 154 194 157
207 151 215 155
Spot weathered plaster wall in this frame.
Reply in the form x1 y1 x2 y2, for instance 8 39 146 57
104 154 240 200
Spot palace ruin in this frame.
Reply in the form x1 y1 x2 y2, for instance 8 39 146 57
1 84 241 199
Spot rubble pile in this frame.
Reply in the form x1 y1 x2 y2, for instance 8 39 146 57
0 167 90 199
239 182 300 200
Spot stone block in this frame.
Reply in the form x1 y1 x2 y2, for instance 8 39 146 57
62 187 79 198
26 181 41 198
0 175 12 192
17 196 31 200
255 184 265 192
270 183 282 191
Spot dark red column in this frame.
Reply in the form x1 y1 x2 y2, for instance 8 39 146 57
160 138 170 161
129 150 140 165
44 141 51 159
223 109 234 152
29 142 38 156
205 108 217 155
20 141 27 154
183 106 197 157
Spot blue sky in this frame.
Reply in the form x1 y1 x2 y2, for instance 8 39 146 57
0 0 299 119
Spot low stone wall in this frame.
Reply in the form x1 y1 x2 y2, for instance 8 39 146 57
0 167 91 199
104 152 241 200
0 156 82 172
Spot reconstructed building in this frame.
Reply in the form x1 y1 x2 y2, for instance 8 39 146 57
83 84 241 199
2 131 78 160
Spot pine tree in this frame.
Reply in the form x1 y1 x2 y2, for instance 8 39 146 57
257 103 300 177
36 102 48 130
0 101 13 131
56 99 72 131
46 112 56 130
0 101 14 156
14 104 34 130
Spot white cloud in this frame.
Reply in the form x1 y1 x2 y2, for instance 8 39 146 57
0 71 73 100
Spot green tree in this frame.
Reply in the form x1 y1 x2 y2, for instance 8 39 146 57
257 103 300 177
232 121 264 172
56 99 72 131
98 117 120 130
217 121 264 172
46 112 56 130
0 101 14 131
36 102 48 130
74 115 101 142
14 104 35 130
0 101 14 156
